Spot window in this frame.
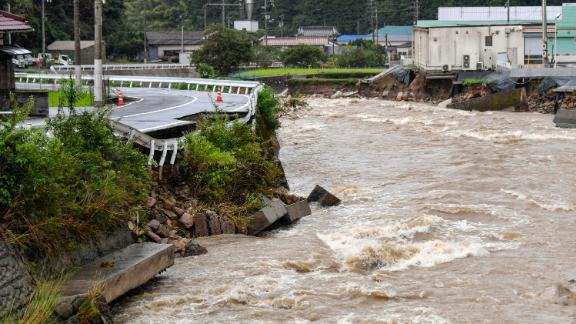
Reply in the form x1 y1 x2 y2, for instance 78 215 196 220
485 36 493 47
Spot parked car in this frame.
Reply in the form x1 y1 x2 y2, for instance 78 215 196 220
8 46 33 68
57 54 73 66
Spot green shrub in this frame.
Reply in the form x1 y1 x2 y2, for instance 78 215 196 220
257 86 280 130
0 87 151 257
462 79 496 87
181 116 281 205
197 63 217 79
281 45 325 68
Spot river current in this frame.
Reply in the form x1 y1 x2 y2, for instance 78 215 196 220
113 98 576 323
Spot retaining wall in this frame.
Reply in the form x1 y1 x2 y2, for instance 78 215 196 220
0 239 33 318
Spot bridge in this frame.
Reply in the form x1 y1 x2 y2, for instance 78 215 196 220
16 73 263 168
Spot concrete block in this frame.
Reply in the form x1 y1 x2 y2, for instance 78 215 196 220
447 88 527 112
247 198 287 235
554 109 576 128
59 243 174 306
307 185 341 207
281 200 312 224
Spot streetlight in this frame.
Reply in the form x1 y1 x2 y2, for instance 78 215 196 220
554 13 562 68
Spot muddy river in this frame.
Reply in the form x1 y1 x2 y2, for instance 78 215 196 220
113 98 576 323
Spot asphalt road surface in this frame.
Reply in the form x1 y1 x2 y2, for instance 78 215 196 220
111 88 251 133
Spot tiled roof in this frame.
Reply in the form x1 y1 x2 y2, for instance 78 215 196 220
48 40 96 51
0 10 32 32
145 31 204 46
262 36 331 47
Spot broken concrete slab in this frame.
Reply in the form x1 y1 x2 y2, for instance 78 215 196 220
307 185 342 207
246 198 288 235
281 200 312 224
58 242 174 309
448 88 528 112
554 109 576 128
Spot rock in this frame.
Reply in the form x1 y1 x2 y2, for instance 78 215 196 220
156 224 171 238
179 213 194 229
181 240 208 257
145 197 157 208
207 211 222 235
151 210 167 224
193 213 210 237
542 282 576 305
183 199 199 211
331 90 343 99
168 230 179 239
307 185 341 207
173 206 185 216
174 185 191 198
148 219 161 231
396 91 404 101
162 209 178 220
381 90 390 97
342 91 358 98
146 230 162 243
170 238 186 252
246 198 288 235
282 200 312 223
438 98 452 108
54 300 74 319
220 217 236 234
160 196 177 210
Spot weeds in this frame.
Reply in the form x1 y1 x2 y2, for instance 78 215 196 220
257 86 280 130
463 78 496 87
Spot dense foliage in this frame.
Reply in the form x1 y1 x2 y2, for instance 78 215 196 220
257 86 280 130
0 87 151 256
191 24 253 74
181 116 282 205
334 40 386 68
281 45 325 68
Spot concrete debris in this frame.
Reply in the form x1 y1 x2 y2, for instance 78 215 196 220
554 109 576 128
282 199 312 223
541 281 576 306
307 185 342 207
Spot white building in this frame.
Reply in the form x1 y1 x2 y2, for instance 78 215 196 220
414 21 536 72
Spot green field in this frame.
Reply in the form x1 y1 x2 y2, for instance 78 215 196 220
48 91 94 107
237 68 384 78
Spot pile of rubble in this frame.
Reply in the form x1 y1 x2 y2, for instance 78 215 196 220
138 183 341 256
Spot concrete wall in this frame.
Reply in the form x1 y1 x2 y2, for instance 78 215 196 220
415 25 525 71
0 239 33 318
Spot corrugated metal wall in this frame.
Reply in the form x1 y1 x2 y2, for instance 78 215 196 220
438 6 562 21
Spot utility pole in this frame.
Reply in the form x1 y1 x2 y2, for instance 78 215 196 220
221 0 226 26
264 0 268 46
41 0 46 54
542 0 549 67
7 3 11 44
94 0 104 107
370 0 375 42
506 0 510 23
414 0 419 25
74 0 81 85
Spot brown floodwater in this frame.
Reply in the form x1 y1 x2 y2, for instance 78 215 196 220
113 98 576 323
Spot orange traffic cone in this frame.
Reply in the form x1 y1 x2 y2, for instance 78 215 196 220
117 90 124 105
216 87 223 102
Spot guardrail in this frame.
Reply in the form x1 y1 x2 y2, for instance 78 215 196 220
50 63 191 73
109 83 263 168
15 73 260 95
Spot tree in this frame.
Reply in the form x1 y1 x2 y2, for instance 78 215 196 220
252 45 279 68
335 40 386 68
281 45 325 68
192 24 253 75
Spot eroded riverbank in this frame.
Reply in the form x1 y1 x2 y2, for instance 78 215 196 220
113 98 576 323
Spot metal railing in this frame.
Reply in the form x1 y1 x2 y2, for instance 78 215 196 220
15 73 261 95
50 63 191 73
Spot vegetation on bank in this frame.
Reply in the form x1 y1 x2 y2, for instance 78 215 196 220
48 90 94 107
237 67 383 78
0 84 151 258
462 79 497 87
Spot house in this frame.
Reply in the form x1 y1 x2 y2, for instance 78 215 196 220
145 31 203 61
47 40 105 65
0 10 32 110
548 4 576 66
261 36 337 55
413 20 542 72
370 26 413 60
297 26 338 38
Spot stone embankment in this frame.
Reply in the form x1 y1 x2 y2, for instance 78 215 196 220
0 240 33 319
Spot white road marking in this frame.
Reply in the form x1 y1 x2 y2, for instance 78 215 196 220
119 96 199 118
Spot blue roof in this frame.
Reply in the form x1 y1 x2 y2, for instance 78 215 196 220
336 34 370 43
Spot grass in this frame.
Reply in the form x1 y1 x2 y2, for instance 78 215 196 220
462 78 497 87
236 67 384 78
287 77 359 86
48 91 94 107
1 278 65 323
